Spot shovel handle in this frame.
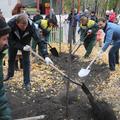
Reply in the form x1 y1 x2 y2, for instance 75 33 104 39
86 55 99 69
47 43 52 49
42 40 52 48
30 48 82 87
71 43 82 55
72 40 80 52
71 36 87 55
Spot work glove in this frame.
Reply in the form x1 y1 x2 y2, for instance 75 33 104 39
45 57 53 65
23 45 31 51
87 29 92 36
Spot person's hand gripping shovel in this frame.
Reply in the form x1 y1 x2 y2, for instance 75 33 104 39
78 50 103 77
39 29 59 57
45 41 59 57
23 45 54 65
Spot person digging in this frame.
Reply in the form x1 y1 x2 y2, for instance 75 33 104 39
4 13 53 91
0 19 12 120
79 16 98 58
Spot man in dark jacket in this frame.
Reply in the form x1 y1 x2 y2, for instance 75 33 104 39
0 19 12 120
5 14 53 90
67 9 78 44
89 11 98 23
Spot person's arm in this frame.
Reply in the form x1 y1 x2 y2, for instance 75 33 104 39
91 23 98 33
88 23 98 36
80 28 88 42
31 23 48 58
102 28 113 52
36 20 51 35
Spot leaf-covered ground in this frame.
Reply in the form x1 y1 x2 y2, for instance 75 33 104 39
3 43 120 120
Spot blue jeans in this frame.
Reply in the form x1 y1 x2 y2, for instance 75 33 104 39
8 47 30 85
109 41 120 70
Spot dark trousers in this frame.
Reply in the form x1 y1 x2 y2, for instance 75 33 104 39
68 26 76 44
109 41 120 70
115 50 119 64
31 33 49 55
8 47 30 85
84 37 96 57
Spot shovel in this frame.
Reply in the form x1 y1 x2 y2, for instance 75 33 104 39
78 55 99 77
71 42 83 55
71 36 87 59
30 48 117 120
30 48 82 86
43 41 59 57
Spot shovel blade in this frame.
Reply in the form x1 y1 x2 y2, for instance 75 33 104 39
78 68 90 77
50 48 59 57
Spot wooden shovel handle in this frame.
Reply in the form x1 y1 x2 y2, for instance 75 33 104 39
71 43 82 55
30 48 82 86
86 55 99 69
42 40 52 48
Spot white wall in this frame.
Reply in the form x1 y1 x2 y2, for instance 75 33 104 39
0 0 17 19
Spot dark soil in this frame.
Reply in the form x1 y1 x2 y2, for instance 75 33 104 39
4 46 120 120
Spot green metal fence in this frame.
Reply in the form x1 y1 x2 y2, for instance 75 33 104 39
49 27 63 43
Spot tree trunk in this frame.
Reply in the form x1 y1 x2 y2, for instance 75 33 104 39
94 0 98 13
78 0 80 12
113 0 119 12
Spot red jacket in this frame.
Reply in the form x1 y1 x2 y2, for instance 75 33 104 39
109 12 116 23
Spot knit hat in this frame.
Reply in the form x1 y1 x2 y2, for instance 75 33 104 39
0 19 11 37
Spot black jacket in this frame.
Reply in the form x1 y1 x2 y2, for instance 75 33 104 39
67 12 78 27
8 17 48 57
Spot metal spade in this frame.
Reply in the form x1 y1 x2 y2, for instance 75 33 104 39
30 49 117 120
78 55 98 77
43 41 59 57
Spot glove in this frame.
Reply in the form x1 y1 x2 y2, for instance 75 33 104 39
87 29 92 36
45 57 53 65
88 29 92 33
23 45 31 51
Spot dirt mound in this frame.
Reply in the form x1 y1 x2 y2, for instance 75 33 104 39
3 43 120 120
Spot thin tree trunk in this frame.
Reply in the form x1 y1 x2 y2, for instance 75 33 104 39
62 0 64 14
66 0 75 119
113 0 119 12
94 0 98 13
78 0 80 12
